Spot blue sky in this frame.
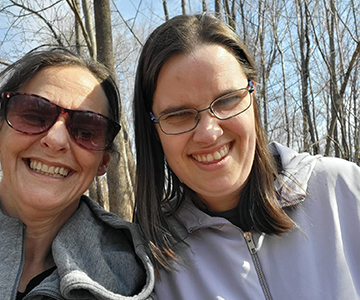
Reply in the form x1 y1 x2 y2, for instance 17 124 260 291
0 0 205 64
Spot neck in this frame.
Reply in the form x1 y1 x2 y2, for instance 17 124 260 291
18 226 57 293
0 195 80 292
16 201 79 293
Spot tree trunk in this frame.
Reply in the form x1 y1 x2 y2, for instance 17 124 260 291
325 0 341 157
74 0 82 55
162 0 169 21
82 0 96 59
297 0 318 153
258 0 268 132
353 66 359 164
181 0 187 15
202 0 207 12
223 0 236 30
215 0 222 19
273 15 290 147
94 0 135 220
231 0 236 30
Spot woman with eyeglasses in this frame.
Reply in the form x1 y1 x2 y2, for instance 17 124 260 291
0 48 154 300
133 14 360 300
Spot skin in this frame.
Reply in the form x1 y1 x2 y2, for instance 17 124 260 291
152 44 256 212
0 66 110 291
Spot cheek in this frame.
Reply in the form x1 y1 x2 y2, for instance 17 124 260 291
159 134 186 166
228 110 256 140
76 151 103 172
0 128 27 152
236 106 256 136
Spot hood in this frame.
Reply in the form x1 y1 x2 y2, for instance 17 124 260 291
52 196 155 300
268 142 321 207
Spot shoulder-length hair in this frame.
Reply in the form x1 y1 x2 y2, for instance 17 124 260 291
134 14 293 271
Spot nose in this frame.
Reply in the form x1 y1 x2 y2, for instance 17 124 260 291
192 111 223 144
40 117 71 152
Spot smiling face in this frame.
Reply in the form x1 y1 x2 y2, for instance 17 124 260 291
152 44 256 212
0 66 109 220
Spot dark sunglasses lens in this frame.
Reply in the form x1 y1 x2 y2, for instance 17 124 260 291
6 95 57 134
70 112 113 150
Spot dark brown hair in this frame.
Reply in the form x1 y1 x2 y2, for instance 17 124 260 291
133 14 293 271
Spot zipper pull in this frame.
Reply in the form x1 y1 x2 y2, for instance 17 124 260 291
244 231 257 254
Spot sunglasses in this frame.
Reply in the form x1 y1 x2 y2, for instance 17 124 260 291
0 92 121 151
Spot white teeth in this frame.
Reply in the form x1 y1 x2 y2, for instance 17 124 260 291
35 162 41 171
213 151 221 160
29 160 70 178
206 153 214 162
192 145 230 162
59 167 65 175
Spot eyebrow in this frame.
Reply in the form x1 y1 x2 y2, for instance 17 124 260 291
158 104 193 116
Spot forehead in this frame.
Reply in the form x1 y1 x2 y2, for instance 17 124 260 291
18 66 108 114
166 44 241 75
153 44 247 111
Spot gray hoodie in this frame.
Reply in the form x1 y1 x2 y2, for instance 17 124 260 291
0 195 155 300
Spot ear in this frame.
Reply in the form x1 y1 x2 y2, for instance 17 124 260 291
96 152 110 176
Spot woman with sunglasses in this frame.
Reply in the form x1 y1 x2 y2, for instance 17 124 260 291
0 48 154 300
133 14 360 300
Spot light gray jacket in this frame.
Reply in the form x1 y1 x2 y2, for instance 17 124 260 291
155 142 360 300
0 195 155 300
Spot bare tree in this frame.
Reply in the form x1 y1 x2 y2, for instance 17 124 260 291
181 0 187 15
215 0 222 19
223 0 235 30
82 0 96 59
273 0 290 147
162 0 169 21
74 0 82 55
307 0 360 158
94 0 135 220
0 0 359 213
66 0 95 57
296 0 319 154
202 0 208 13
8 0 65 47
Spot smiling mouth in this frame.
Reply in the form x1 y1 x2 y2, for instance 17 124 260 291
192 144 230 162
28 159 70 178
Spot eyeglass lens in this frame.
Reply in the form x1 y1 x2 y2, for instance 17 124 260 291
4 93 119 151
158 88 252 134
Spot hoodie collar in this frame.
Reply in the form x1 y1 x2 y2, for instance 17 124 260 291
268 142 320 207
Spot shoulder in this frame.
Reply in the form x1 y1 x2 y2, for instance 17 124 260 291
310 156 360 197
269 141 360 178
79 195 148 249
314 155 360 176
54 196 156 299
269 142 360 205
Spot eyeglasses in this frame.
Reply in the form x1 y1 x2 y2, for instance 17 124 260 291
0 92 121 151
150 80 255 135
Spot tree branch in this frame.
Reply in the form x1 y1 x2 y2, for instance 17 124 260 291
9 0 64 46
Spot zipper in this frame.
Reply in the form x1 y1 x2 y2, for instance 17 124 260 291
243 231 273 300
189 219 273 299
